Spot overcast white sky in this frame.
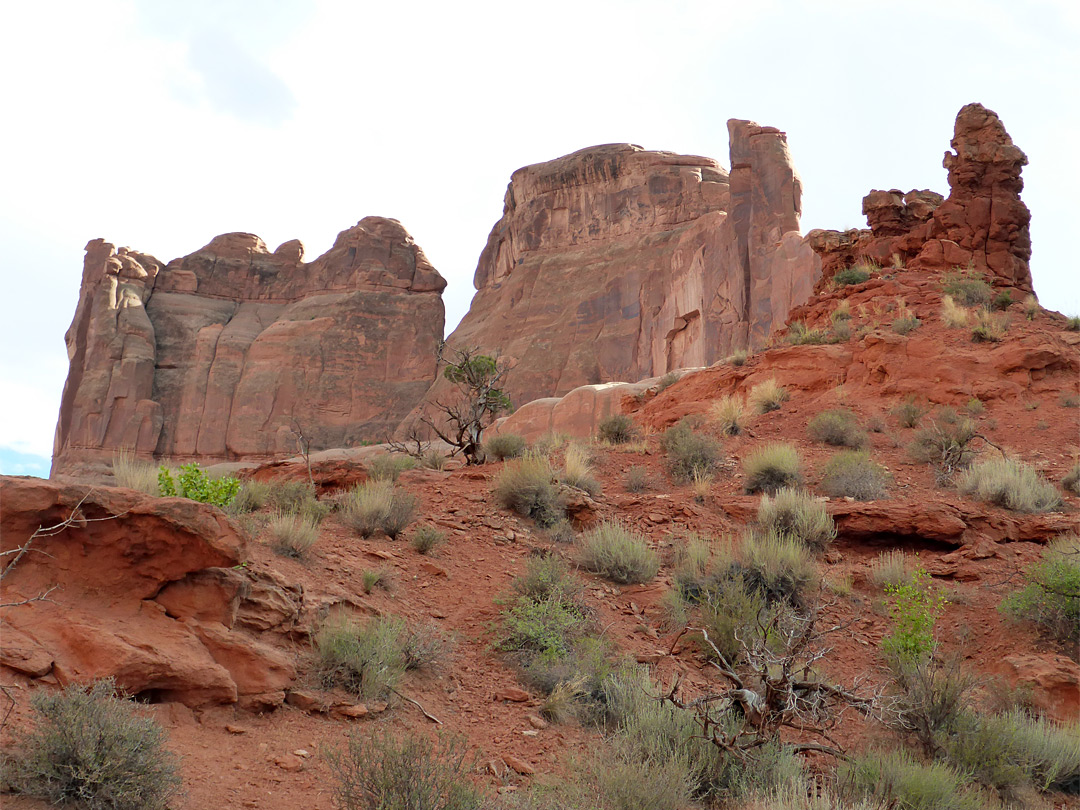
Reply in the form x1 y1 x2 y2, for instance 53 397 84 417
1 0 1077 476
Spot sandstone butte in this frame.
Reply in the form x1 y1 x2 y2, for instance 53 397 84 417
51 217 447 480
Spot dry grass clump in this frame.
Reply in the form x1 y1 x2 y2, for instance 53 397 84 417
971 308 1008 343
268 511 320 558
690 469 713 503
870 550 912 590
484 433 527 461
908 416 978 482
1023 294 1040 320
710 394 745 436
958 458 1062 513
832 299 852 323
807 408 867 448
624 465 650 493
494 453 565 527
892 303 922 335
821 450 890 501
893 395 926 428
941 295 970 328
340 480 417 538
942 267 993 307
1064 463 1080 496
368 453 416 482
597 413 636 444
834 265 873 286
314 614 408 699
786 321 828 345
559 444 601 496
739 530 818 606
839 749 982 810
727 348 750 366
660 421 723 483
112 449 159 496
756 488 836 551
410 524 446 554
1066 315 1080 331
748 379 789 415
577 521 659 584
743 443 803 495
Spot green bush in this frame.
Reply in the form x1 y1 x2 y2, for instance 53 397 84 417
577 521 659 584
839 749 982 810
660 421 723 483
834 265 873 286
368 453 417 482
498 591 588 662
597 413 636 444
786 321 828 345
807 408 867 448
228 479 272 513
739 530 817 607
942 267 993 307
3 679 181 810
821 450 890 500
908 417 978 481
971 308 1008 342
757 488 836 551
992 289 1013 311
340 480 418 538
893 395 926 428
1067 315 1080 331
268 511 320 558
158 462 240 507
484 433 527 461
697 574 766 665
1065 463 1080 495
743 443 803 494
959 458 1063 513
624 465 650 493
1000 533 1079 646
512 554 583 603
892 312 922 335
410 524 446 554
973 709 1080 792
494 453 565 527
326 730 483 810
882 566 946 666
314 614 408 699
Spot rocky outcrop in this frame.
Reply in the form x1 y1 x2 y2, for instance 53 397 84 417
52 217 446 479
0 476 301 707
809 103 1032 291
417 123 819 417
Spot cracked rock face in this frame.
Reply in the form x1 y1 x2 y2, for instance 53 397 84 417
52 217 446 479
415 127 819 418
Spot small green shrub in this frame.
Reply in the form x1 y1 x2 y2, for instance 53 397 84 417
268 511 320 558
410 524 446 554
964 397 985 416
870 550 912 590
882 566 946 666
597 413 636 444
1066 315 1080 331
727 348 750 366
892 312 922 335
748 379 789 415
839 749 981 810
494 453 565 527
908 417 978 481
821 450 890 500
893 395 926 428
992 289 1013 311
560 444 601 496
361 568 388 593
158 462 240 507
971 308 1008 342
787 321 828 345
739 530 817 607
263 479 317 513
513 554 583 603
3 679 181 810
112 449 159 496
959 458 1063 513
743 443 803 495
655 371 680 392
421 447 447 470
697 575 766 665
326 730 483 810
757 488 836 551
368 453 417 482
660 421 722 483
942 267 993 307
578 521 659 584
1064 463 1080 496
624 465 650 493
341 480 418 538
314 614 407 699
710 395 744 436
498 591 589 661
807 408 867 448
228 479 272 513
484 433 527 461
973 709 1080 792
834 265 872 286
1000 533 1079 646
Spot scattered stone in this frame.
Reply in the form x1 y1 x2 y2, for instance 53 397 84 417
526 714 549 729
333 704 369 719
286 690 329 713
522 730 539 737
419 561 449 577
272 754 305 772
502 754 536 775
495 687 531 703
225 724 249 735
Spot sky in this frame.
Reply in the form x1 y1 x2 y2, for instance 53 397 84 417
1 0 1077 478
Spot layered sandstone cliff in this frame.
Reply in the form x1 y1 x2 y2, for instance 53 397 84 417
809 103 1032 292
53 217 446 478
419 121 819 415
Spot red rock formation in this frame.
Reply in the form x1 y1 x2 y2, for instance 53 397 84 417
416 125 819 418
0 476 300 707
809 103 1032 291
52 217 446 479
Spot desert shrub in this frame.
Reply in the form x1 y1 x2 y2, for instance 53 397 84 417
908 417 978 481
577 521 659 584
1000 533 1079 646
410 524 446 554
498 592 588 662
941 295 970 328
807 408 867 448
728 348 750 366
958 458 1063 513
743 443 803 495
341 480 417 538
831 319 852 341
888 655 978 759
971 308 1008 342
158 462 240 507
262 479 315 513
368 453 417 482
757 488 836 551
421 447 447 469
696 574 766 664
964 397 985 416
597 413 636 444
839 749 981 810
512 554 583 603
494 453 565 527
624 465 649 493
1062 392 1080 409
401 623 455 672
2 679 181 810
560 444 601 496
972 709 1080 792
1066 315 1080 331
484 433 527 461
870 550 912 590
893 395 926 428
326 730 482 810
1064 464 1080 496
361 568 388 593
942 267 993 307
821 450 890 500
834 265 872 286
268 511 320 558
690 469 713 502
739 530 818 607
710 394 744 436
787 321 828 345
892 310 922 335
1023 294 1040 320
228 479 272 513
992 289 1013 311
655 371 680 393
882 566 946 667
314 613 408 699
832 300 852 323
748 379 789 415
660 421 722 483
112 449 159 496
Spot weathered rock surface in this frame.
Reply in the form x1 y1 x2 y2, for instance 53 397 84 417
0 476 299 707
53 217 446 480
809 103 1032 291
414 124 819 419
